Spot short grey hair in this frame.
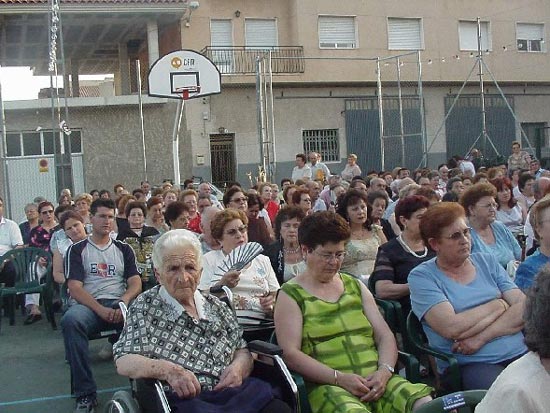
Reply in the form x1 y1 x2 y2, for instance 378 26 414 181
524 266 550 358
152 229 202 271
24 203 38 212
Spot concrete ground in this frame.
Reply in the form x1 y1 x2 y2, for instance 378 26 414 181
0 309 129 413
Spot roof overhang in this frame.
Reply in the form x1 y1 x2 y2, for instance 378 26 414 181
0 1 187 74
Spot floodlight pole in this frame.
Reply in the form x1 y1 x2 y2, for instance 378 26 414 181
396 56 405 167
376 58 385 171
136 59 148 181
0 66 11 216
477 17 488 156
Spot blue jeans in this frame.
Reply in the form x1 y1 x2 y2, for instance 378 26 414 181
61 299 122 397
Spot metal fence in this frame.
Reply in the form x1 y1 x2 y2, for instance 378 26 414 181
255 51 425 180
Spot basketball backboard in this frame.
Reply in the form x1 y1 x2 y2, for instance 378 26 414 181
148 49 221 100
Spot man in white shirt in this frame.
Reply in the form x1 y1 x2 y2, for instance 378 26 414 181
198 182 224 210
368 177 387 194
291 153 312 182
140 180 152 201
306 180 326 212
437 164 449 195
308 152 330 184
0 196 24 325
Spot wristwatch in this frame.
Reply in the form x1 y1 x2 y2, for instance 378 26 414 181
378 363 395 374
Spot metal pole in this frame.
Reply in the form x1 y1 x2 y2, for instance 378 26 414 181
0 66 11 216
396 56 405 167
255 57 265 177
57 3 74 193
49 0 59 195
136 60 148 181
262 54 270 178
417 51 427 167
477 17 488 156
481 58 535 154
417 61 478 169
376 58 385 171
268 50 276 182
171 99 184 187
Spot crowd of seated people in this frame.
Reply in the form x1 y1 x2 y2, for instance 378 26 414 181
7 145 550 412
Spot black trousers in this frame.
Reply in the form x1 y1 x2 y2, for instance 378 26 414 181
0 260 16 287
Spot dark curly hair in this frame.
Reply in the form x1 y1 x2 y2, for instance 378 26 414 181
164 201 190 227
394 195 431 230
273 206 306 239
298 211 350 250
336 189 372 231
491 177 517 209
459 183 497 217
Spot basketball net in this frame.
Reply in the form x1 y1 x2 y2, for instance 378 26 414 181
175 85 202 100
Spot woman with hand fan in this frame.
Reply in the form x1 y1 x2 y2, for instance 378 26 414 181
199 209 280 331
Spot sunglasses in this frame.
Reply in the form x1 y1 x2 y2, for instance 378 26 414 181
41 210 54 215
442 227 471 241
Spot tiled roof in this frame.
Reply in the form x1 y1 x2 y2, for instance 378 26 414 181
0 0 186 4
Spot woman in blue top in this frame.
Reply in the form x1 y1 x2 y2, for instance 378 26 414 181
459 182 521 267
409 202 526 390
515 195 550 290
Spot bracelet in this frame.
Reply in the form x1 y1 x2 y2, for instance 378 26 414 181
378 363 395 374
334 369 339 385
499 299 509 311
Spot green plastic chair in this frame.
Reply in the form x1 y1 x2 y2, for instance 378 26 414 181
0 247 53 332
416 390 487 413
367 275 412 353
406 312 461 393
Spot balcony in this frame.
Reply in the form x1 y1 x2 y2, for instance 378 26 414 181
200 46 305 75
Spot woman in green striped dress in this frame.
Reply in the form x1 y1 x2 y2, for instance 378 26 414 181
274 211 432 413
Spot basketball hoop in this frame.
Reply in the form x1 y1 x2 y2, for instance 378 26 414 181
175 85 202 100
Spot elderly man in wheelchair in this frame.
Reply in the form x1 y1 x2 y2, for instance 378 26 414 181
111 229 294 413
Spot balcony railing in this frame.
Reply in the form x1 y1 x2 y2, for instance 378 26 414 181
200 46 305 75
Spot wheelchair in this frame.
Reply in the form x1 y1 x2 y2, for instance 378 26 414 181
104 299 298 413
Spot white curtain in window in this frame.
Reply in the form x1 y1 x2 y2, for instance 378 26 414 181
459 21 491 51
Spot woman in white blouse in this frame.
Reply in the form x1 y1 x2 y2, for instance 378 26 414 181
199 209 280 318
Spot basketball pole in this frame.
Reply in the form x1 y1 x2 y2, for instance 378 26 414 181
172 98 185 186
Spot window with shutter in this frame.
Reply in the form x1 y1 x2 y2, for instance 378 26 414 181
387 18 423 50
210 20 233 73
516 23 545 52
245 19 278 49
458 20 491 51
318 16 357 49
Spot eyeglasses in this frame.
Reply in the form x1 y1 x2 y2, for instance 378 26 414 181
477 202 498 210
41 210 54 215
442 227 471 241
224 225 248 237
310 249 347 262
231 197 248 203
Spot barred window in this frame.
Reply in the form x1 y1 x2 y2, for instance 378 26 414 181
302 129 340 162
